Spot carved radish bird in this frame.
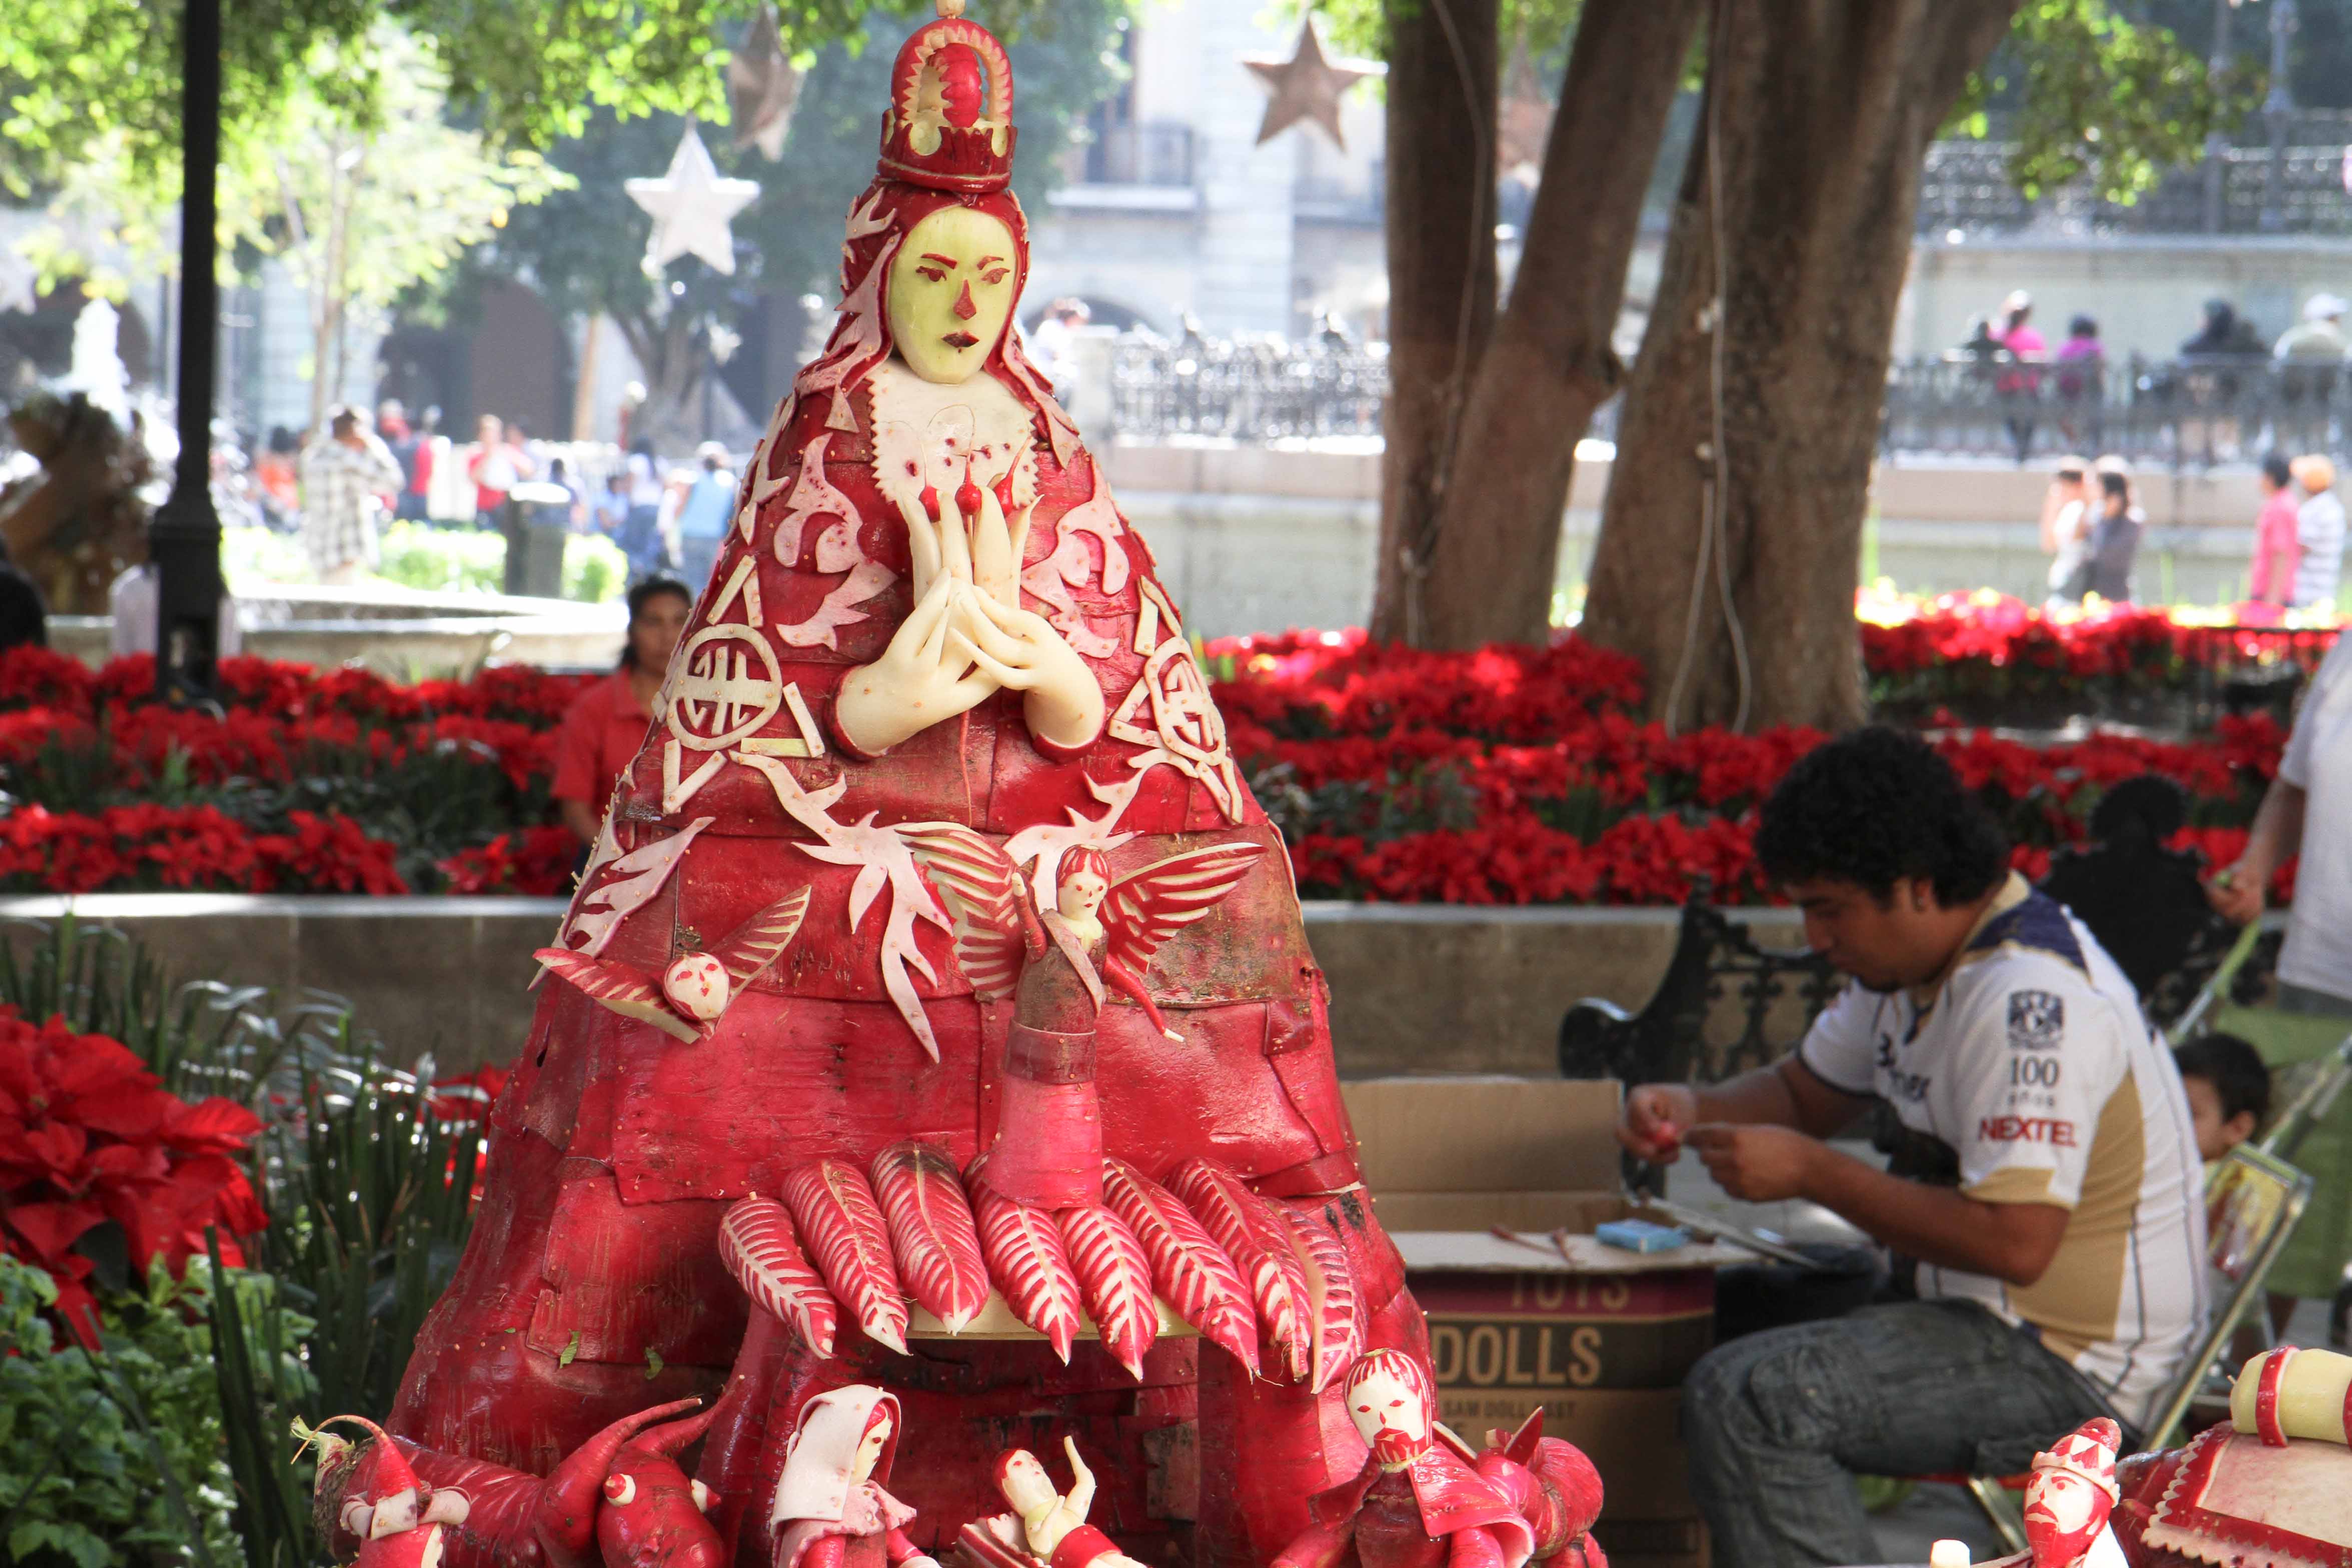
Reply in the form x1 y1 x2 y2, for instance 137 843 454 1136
534 888 811 1044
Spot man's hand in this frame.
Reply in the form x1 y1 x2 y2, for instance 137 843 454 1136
2206 861 2266 925
1684 1123 1823 1203
1618 1084 1699 1163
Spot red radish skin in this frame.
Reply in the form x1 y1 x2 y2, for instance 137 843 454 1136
1101 1157 1260 1375
1167 1157 1312 1381
780 1160 910 1353
1057 1203 1158 1379
717 1196 839 1356
970 1183 1084 1361
1276 1203 1363 1393
595 1405 727 1568
871 1140 990 1332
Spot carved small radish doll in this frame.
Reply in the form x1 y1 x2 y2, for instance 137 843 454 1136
535 888 809 1043
1272 1351 1533 1568
767 1388 942 1568
955 1439 1150 1568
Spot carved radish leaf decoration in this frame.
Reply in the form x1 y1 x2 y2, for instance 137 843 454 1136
1101 1157 1259 1375
1168 1157 1312 1382
870 1140 990 1333
970 1183 1083 1363
1277 1202 1363 1393
779 1160 909 1353
1057 1204 1157 1381
716 1196 838 1356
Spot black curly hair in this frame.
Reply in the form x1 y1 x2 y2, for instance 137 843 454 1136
1755 726 2008 905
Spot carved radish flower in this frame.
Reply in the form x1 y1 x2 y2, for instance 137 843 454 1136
717 1195 839 1356
1058 1204 1157 1381
970 1181 1084 1363
1168 1157 1313 1382
871 1140 991 1333
781 1160 910 1353
1101 1157 1260 1375
661 954 730 1021
1277 1202 1363 1394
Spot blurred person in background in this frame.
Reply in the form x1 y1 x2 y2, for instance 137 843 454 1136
672 441 735 588
2250 453 2304 609
298 405 402 584
621 437 669 579
2276 294 2350 363
2066 458 2143 603
591 468 631 540
552 576 692 845
2292 455 2345 611
0 540 45 651
253 426 300 525
2039 455 2092 607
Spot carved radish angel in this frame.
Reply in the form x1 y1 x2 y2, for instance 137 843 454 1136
768 1388 943 1568
897 829 1263 1208
535 888 811 1044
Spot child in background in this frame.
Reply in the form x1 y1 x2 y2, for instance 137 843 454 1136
2174 1032 2271 1162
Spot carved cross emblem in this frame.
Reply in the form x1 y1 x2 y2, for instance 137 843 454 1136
670 624 784 750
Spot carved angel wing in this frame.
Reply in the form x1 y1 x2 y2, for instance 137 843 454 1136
896 821 1037 1001
706 886 813 991
1102 843 1265 978
532 948 699 1044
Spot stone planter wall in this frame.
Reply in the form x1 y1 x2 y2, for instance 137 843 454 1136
0 896 1810 1078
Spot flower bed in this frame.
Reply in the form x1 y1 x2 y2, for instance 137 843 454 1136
1207 629 2291 906
1859 588 2341 722
0 596 2317 905
0 649 589 895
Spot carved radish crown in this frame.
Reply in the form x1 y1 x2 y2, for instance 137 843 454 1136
879 0 1017 193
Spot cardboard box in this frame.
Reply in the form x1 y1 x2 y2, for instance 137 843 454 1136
1342 1079 1744 1567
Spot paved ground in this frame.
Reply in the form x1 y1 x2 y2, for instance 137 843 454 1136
1653 1144 2335 1565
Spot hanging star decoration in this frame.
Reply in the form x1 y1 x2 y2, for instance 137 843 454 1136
1243 18 1381 151
627 123 762 276
728 3 802 162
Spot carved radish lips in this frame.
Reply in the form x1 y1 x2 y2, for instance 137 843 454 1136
661 954 730 1020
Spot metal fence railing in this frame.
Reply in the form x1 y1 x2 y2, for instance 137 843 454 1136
1103 335 2351 469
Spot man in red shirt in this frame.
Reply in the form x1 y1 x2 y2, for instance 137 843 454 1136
552 577 693 843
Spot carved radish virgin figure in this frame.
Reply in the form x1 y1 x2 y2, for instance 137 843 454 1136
334 6 1436 1567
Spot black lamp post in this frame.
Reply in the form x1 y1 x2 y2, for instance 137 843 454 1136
148 0 227 701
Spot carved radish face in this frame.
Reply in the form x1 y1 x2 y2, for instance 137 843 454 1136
850 1413 893 1484
886 206 1019 385
1057 869 1107 924
1346 1351 1433 1466
662 953 729 1021
995 1449 1056 1515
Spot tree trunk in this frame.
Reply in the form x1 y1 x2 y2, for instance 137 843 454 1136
1367 0 1497 645
1581 0 2019 732
614 308 705 454
1415 0 1705 649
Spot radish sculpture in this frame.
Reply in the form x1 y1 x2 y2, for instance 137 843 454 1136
376 5 1440 1559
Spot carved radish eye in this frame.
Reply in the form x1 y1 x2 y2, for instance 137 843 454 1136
1356 1404 1371 1413
981 269 1009 285
917 265 948 283
1389 1400 1404 1408
604 1475 637 1505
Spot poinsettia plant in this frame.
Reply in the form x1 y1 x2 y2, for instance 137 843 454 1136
0 1007 267 1345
